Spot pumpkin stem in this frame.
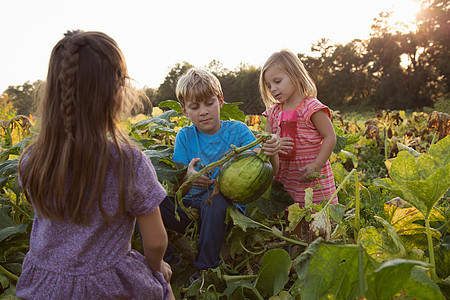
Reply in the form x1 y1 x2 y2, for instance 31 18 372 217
256 148 270 163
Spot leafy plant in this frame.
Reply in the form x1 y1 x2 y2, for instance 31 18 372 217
293 238 444 300
0 118 33 297
374 135 450 280
0 108 448 298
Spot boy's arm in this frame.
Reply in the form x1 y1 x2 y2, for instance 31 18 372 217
177 158 215 196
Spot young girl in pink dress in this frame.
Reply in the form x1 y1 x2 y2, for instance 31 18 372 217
16 30 174 299
259 49 338 237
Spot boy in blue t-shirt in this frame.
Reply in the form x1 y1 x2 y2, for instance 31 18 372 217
159 68 280 279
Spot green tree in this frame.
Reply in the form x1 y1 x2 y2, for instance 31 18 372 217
229 64 264 115
367 8 439 110
5 80 42 116
304 38 374 108
415 0 449 100
367 31 413 109
154 62 193 105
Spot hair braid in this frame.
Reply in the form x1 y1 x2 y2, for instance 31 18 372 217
58 31 85 140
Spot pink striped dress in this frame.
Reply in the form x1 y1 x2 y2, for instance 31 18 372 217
263 97 338 206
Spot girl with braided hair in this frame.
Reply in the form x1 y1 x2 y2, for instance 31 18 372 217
16 30 174 300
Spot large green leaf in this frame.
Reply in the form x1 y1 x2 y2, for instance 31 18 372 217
254 249 291 297
384 204 442 249
333 134 347 154
434 243 450 278
0 159 18 177
374 136 450 219
0 223 28 242
417 154 442 179
0 205 17 227
366 259 431 300
331 162 348 184
374 216 407 257
223 281 264 300
385 204 445 230
0 272 10 290
0 138 31 162
132 109 178 130
401 266 446 299
0 205 28 242
143 147 185 193
220 102 245 122
428 135 450 167
227 206 267 232
389 151 420 183
293 238 379 300
226 226 260 259
158 100 183 113
357 226 402 262
403 165 449 217
374 151 450 218
250 180 294 216
286 203 309 232
148 124 177 136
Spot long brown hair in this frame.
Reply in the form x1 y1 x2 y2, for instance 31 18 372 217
19 30 139 224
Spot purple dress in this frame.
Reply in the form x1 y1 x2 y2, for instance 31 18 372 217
16 147 169 300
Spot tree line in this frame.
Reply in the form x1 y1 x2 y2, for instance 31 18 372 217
2 0 448 117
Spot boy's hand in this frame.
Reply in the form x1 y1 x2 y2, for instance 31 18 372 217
187 158 215 188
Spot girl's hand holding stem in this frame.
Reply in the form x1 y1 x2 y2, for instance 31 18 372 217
274 127 294 156
260 133 283 157
299 162 322 182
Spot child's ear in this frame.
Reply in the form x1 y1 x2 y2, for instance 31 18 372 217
219 95 224 108
180 104 187 115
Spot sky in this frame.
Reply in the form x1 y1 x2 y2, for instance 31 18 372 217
0 0 421 93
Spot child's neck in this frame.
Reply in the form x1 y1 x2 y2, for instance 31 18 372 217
282 96 305 111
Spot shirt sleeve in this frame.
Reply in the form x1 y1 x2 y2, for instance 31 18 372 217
172 128 189 166
262 106 275 126
128 154 167 216
303 98 331 127
235 121 257 148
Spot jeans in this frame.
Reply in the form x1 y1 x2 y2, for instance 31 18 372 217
159 189 232 270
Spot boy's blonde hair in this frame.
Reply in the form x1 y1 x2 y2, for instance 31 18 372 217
259 49 317 109
176 68 223 107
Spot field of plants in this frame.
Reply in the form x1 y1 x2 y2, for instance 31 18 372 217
0 102 449 299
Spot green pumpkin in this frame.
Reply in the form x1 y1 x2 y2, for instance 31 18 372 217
218 150 273 205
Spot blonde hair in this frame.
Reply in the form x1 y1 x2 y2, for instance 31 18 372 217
19 30 140 224
176 68 223 107
259 49 317 109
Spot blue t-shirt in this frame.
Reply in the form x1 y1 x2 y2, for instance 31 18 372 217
173 120 256 201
